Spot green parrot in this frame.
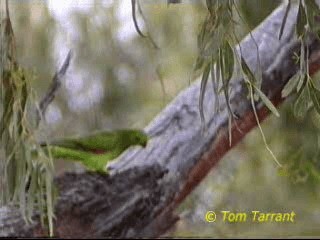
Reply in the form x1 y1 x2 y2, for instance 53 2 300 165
35 129 148 173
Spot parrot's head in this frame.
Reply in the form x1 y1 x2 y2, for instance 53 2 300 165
119 129 149 149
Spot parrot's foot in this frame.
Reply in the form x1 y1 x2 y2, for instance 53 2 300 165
86 168 108 175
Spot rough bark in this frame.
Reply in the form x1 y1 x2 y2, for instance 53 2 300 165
1 3 320 238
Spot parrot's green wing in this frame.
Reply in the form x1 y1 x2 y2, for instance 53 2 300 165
47 146 119 173
37 129 148 173
43 129 148 153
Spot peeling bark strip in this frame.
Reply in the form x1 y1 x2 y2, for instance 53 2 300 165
1 4 320 238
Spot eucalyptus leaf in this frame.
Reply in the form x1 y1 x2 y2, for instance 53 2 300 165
211 63 220 114
309 81 320 115
304 0 320 31
305 0 320 15
294 86 310 120
220 43 234 116
199 63 211 127
296 0 307 38
203 25 224 57
240 56 255 82
253 85 280 117
220 44 236 144
194 56 204 72
223 40 234 81
282 72 301 98
297 74 307 93
206 0 216 16
241 56 261 100
197 18 207 52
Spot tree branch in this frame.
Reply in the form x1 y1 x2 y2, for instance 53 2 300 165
36 51 72 126
1 3 320 238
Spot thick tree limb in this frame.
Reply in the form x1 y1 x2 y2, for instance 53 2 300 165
1 3 320 238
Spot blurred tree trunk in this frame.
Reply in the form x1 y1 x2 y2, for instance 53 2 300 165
1 3 320 238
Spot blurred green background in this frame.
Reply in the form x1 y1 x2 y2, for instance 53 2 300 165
6 0 320 237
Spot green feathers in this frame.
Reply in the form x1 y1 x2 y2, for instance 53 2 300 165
38 129 148 173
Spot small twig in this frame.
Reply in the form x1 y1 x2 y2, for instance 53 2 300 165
36 51 72 126
133 0 159 49
131 0 147 38
167 0 181 5
5 0 9 19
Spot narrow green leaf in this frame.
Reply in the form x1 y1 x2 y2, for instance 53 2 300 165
197 18 208 52
309 81 320 115
211 62 220 114
220 46 235 144
304 0 320 30
253 85 280 117
194 57 204 72
219 48 225 82
46 168 54 236
199 63 211 127
248 83 282 167
304 0 320 15
296 0 307 38
223 40 234 81
206 0 216 16
297 74 307 93
282 73 301 98
294 86 310 120
220 45 233 115
299 41 306 75
26 165 38 220
241 56 261 100
241 56 255 82
190 56 205 85
203 25 224 57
